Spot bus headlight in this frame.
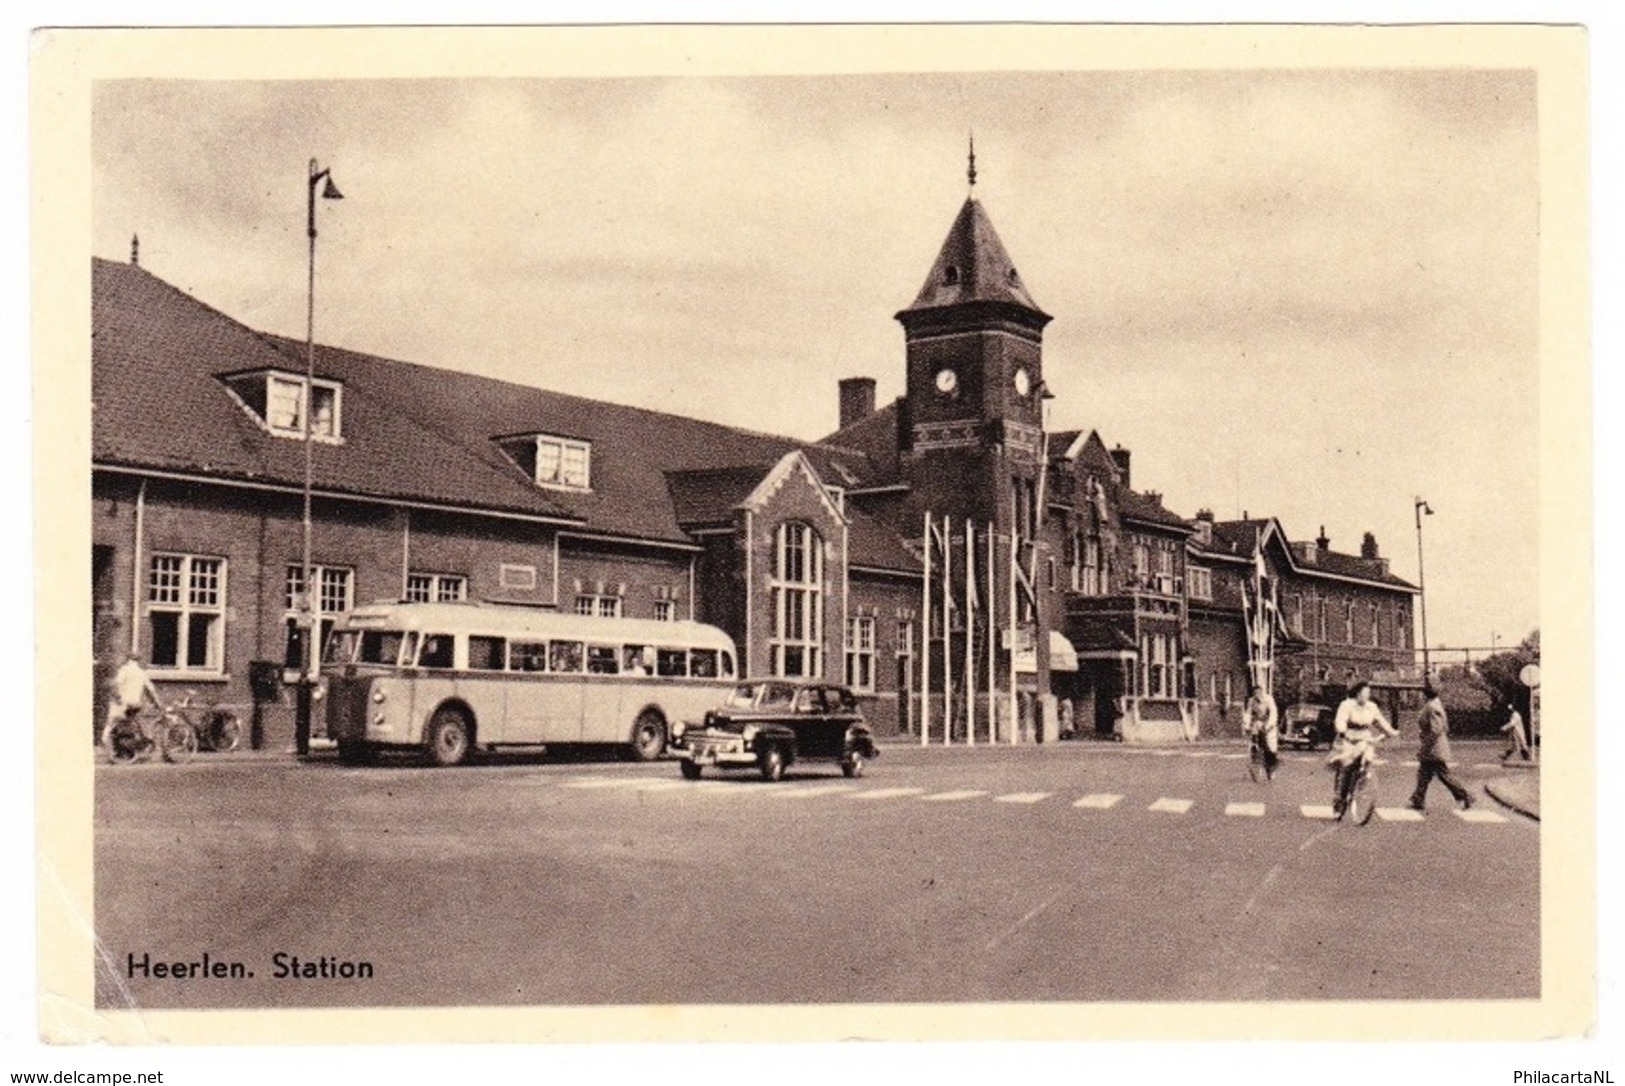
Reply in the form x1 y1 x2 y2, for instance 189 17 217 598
372 690 387 703
670 721 686 741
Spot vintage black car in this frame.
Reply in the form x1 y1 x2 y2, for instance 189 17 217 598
1280 702 1336 750
670 679 878 781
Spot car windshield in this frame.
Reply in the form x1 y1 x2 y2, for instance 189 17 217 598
723 683 762 709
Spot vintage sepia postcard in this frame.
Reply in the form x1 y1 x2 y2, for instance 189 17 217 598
31 22 1591 1046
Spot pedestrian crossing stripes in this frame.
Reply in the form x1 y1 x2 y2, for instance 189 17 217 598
848 787 925 801
525 774 1522 826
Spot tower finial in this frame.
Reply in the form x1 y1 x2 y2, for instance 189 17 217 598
967 131 977 191
130 233 140 267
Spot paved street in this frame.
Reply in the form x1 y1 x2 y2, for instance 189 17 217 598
94 740 1537 1008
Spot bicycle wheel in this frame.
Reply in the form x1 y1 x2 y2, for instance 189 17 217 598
160 716 198 764
1349 766 1377 825
208 711 243 753
103 719 145 765
1247 738 1265 783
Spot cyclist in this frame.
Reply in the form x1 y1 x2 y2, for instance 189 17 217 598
1327 679 1399 813
1242 683 1279 779
102 651 161 746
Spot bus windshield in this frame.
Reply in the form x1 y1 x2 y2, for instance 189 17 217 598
358 630 409 666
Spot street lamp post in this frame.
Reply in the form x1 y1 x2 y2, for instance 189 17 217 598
1413 497 1434 679
295 159 343 757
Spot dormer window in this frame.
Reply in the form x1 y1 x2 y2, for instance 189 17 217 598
535 434 591 490
223 370 343 441
942 265 960 285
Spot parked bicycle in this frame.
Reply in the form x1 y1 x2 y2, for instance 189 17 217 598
169 690 243 753
101 702 197 765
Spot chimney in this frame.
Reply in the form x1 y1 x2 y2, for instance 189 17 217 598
1360 532 1379 560
1316 526 1330 553
1193 509 1214 545
1109 445 1131 488
1195 508 1215 522
838 377 876 431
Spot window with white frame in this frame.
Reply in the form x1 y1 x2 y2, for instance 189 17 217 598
574 594 622 618
1132 540 1150 585
227 371 342 440
284 564 353 670
844 616 876 692
535 435 591 490
653 599 675 622
1082 538 1102 595
1187 565 1212 601
405 572 467 603
1343 599 1355 643
771 522 823 678
145 553 226 672
1369 601 1382 647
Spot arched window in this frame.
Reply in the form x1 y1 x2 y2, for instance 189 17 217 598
771 522 823 678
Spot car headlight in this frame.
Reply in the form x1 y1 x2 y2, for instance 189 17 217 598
741 725 758 743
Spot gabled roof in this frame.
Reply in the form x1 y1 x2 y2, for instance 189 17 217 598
898 197 1049 319
815 398 903 486
92 258 581 524
1208 517 1418 592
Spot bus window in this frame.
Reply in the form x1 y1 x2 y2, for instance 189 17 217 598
468 635 507 671
324 630 360 665
549 640 584 674
690 648 718 678
510 641 547 672
419 634 455 670
720 651 736 679
656 648 688 678
586 645 619 675
622 646 652 676
358 630 407 666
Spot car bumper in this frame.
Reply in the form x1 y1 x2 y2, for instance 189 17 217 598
679 734 758 767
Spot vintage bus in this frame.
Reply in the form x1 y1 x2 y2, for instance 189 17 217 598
321 601 738 766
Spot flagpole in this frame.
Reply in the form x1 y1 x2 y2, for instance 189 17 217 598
921 511 931 747
1008 505 1019 745
965 521 975 746
942 515 952 745
986 520 997 744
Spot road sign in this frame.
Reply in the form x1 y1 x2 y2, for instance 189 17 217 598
1519 663 1541 688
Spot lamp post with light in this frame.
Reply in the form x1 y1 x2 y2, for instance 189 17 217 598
295 159 343 757
1413 497 1434 679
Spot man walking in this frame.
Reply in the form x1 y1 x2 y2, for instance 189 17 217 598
1500 702 1531 763
1408 681 1473 812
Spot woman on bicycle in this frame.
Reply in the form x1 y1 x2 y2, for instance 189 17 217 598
1328 679 1399 810
1243 683 1279 779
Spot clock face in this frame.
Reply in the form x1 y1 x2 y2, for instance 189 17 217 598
1013 367 1031 397
934 368 958 395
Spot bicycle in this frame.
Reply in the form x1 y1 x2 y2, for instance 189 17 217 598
1331 733 1384 825
1245 727 1276 783
101 703 198 765
170 690 243 753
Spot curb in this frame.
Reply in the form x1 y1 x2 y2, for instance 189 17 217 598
1483 777 1540 822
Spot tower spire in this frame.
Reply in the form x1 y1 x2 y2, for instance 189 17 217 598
967 131 977 192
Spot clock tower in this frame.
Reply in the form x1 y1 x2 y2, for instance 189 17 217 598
896 182 1052 535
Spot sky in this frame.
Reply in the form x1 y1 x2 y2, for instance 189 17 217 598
92 69 1540 652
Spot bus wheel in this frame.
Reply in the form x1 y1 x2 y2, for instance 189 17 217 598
426 708 471 767
628 711 667 762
